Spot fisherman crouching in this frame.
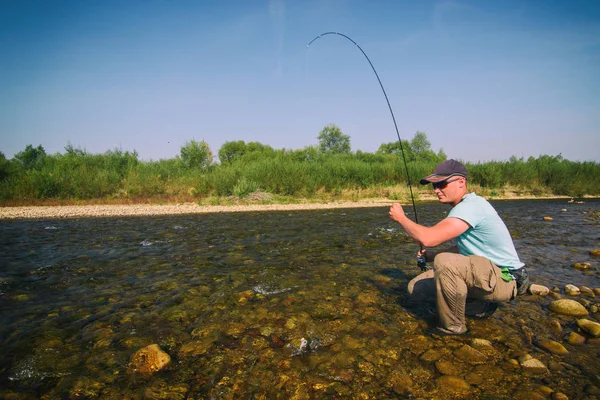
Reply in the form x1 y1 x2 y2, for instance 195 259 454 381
389 159 545 335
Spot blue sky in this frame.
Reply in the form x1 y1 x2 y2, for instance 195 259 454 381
1 0 599 163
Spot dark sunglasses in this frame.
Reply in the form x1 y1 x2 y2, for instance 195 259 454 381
432 178 461 190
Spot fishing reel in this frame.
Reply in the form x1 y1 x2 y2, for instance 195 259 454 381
417 254 429 271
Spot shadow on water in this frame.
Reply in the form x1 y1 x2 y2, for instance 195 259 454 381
0 199 599 399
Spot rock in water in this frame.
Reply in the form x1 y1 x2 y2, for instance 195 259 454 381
590 249 600 257
577 319 600 337
548 299 588 316
565 284 580 296
519 355 548 375
129 344 171 374
537 340 569 355
571 262 591 270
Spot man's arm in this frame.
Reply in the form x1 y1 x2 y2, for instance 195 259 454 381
389 203 470 247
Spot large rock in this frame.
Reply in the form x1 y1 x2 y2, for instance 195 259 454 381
577 319 600 337
548 299 589 316
129 344 171 374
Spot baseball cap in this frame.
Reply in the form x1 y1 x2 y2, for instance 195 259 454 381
419 159 468 185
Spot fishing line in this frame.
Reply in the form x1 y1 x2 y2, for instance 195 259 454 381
307 32 420 221
307 32 427 270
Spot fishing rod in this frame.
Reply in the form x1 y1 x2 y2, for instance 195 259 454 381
307 32 428 271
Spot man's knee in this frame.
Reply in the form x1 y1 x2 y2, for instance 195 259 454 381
433 252 458 273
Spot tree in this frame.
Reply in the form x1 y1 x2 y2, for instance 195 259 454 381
218 140 247 164
0 151 12 181
218 140 275 164
409 131 431 155
377 140 414 160
317 124 351 154
377 131 445 163
180 140 213 169
14 144 46 170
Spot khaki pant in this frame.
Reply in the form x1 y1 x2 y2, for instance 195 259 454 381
408 253 517 334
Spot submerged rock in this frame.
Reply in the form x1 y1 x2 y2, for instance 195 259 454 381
565 332 586 345
590 249 600 257
536 340 568 355
454 344 487 364
565 284 580 296
436 375 471 396
580 286 595 297
577 319 600 337
548 299 588 316
519 355 548 375
129 344 171 374
571 262 591 270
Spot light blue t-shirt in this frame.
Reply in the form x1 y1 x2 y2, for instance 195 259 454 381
448 193 524 270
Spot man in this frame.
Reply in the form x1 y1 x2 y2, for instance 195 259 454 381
389 159 536 335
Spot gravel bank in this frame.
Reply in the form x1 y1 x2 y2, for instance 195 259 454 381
0 201 394 219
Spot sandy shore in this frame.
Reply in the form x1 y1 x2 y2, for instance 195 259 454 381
0 200 397 219
0 194 584 220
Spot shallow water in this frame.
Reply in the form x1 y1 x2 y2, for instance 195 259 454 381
1 199 599 399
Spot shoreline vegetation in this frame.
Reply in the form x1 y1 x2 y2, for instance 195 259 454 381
2 131 598 219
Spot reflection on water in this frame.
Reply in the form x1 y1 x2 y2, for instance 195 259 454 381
0 199 599 399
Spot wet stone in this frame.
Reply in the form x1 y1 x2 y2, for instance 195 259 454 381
436 375 471 397
419 348 444 362
580 286 595 297
435 360 461 375
577 319 600 337
129 344 171 374
454 344 487 364
389 371 413 396
548 299 589 316
519 355 548 375
537 340 569 355
572 262 591 270
565 284 580 296
578 298 592 308
565 331 586 345
590 249 600 257
547 319 563 335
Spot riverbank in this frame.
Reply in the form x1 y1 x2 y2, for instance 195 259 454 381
0 193 582 219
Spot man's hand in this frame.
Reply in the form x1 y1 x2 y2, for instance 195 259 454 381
389 203 406 222
418 248 435 263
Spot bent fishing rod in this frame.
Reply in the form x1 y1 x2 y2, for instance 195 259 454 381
307 32 428 270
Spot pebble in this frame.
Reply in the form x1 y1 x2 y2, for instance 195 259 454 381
565 284 580 296
543 216 553 221
579 286 595 297
565 332 586 345
571 262 591 270
548 299 589 316
552 392 569 400
537 340 568 355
